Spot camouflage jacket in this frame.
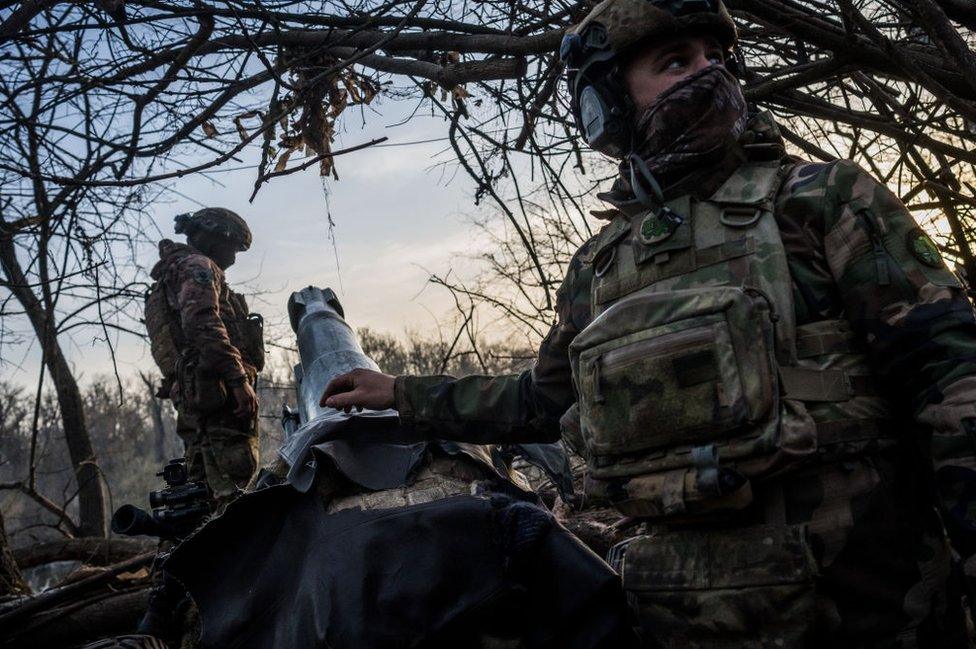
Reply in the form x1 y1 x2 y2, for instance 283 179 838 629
149 239 254 383
396 113 976 551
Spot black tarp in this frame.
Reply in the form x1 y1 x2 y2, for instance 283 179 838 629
166 486 636 648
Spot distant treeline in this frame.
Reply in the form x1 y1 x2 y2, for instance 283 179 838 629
0 328 533 548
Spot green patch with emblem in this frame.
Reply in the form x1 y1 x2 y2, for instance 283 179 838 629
906 228 943 268
639 208 682 245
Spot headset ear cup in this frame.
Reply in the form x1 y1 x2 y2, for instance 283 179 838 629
566 71 584 139
562 43 634 158
575 81 632 158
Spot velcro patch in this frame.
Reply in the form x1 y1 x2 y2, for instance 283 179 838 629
906 227 943 269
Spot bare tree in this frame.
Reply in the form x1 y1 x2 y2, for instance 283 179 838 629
0 11 162 537
138 371 170 463
0 1 973 536
1 1 969 341
0 508 29 598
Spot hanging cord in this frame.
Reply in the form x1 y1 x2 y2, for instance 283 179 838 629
627 153 665 211
627 153 685 230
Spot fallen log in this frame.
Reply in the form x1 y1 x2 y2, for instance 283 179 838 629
13 538 155 570
0 587 150 649
0 551 154 634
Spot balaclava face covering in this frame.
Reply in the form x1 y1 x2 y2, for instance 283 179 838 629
630 64 748 184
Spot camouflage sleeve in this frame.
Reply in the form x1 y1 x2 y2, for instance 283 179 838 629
175 258 248 383
821 159 976 552
394 242 596 445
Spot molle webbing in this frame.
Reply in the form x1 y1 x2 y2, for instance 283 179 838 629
796 331 859 358
571 158 895 519
593 237 757 305
778 367 879 402
145 279 189 379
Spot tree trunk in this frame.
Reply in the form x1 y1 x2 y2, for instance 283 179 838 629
0 509 29 598
138 371 169 463
0 235 107 538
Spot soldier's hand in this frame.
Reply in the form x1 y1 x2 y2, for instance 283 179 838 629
231 380 258 420
320 368 395 413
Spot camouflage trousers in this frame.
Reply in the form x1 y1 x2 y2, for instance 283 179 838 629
175 404 259 509
616 454 974 648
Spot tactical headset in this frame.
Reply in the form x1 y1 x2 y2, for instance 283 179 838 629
560 22 632 158
560 0 740 160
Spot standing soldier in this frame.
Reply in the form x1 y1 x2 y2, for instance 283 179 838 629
146 208 264 510
320 0 976 646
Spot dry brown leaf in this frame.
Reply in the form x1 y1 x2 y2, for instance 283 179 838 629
117 567 150 582
279 134 302 150
361 81 378 105
328 88 348 117
274 148 293 173
233 110 261 143
343 76 362 104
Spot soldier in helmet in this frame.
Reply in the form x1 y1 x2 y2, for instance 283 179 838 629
145 207 265 510
321 0 976 646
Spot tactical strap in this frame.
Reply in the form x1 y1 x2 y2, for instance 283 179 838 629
778 366 879 402
795 331 859 358
794 319 860 359
814 418 896 446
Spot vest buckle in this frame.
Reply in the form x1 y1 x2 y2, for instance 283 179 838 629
719 204 763 228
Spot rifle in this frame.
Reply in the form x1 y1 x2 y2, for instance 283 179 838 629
111 458 210 540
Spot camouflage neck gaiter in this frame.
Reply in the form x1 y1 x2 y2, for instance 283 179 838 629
631 65 748 184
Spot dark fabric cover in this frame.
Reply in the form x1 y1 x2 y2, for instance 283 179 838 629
166 487 636 649
507 442 577 502
280 415 429 492
310 439 429 491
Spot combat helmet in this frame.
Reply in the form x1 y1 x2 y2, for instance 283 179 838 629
174 207 252 252
560 0 739 158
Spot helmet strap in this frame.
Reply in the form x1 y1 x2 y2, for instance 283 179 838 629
727 42 748 79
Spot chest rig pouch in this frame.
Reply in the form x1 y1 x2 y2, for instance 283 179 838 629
569 160 881 519
225 289 266 373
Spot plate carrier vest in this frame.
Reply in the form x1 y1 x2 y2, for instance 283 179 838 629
145 258 265 383
569 157 896 519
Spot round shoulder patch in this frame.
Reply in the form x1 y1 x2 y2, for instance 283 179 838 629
189 264 215 286
906 227 943 268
